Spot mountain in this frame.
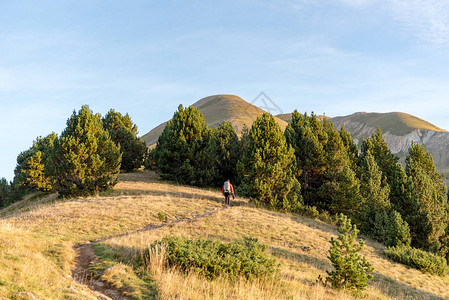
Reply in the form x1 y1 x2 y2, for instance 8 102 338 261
330 112 449 175
141 94 288 146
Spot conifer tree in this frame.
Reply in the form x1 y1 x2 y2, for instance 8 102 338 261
102 109 147 172
357 151 391 240
238 113 301 211
327 165 362 216
153 105 214 186
317 119 351 208
0 178 10 208
14 133 57 192
207 121 240 185
360 127 398 182
48 105 122 197
340 125 359 171
284 111 326 205
320 214 373 295
405 142 448 252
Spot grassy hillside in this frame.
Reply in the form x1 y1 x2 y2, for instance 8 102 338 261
331 112 447 136
0 171 448 299
142 95 288 146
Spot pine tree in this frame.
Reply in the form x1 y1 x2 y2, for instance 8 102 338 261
14 133 57 192
153 105 214 186
340 125 359 171
385 210 411 247
328 165 362 217
102 109 147 172
0 178 10 208
48 105 122 197
405 142 448 252
239 113 301 211
357 151 391 240
360 127 398 182
284 111 327 206
320 214 373 295
317 119 352 209
207 122 240 185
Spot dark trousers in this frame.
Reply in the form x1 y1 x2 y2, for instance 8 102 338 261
224 192 231 206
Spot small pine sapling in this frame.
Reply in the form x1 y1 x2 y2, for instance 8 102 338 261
319 214 374 296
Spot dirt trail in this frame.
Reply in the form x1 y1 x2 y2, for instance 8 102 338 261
72 206 227 299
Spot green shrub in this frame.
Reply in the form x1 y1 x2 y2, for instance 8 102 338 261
148 236 279 280
384 245 449 276
157 211 165 222
319 214 373 296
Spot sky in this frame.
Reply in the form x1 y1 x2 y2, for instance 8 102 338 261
1 0 449 180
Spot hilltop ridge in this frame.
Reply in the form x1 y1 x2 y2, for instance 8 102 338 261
141 94 288 145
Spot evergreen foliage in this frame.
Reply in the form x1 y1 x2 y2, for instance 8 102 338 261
102 109 147 172
327 165 362 216
360 127 399 183
48 105 122 197
357 151 390 235
317 119 351 208
207 122 240 185
385 210 412 247
149 236 279 280
0 178 11 208
356 151 411 246
340 125 359 171
384 245 449 276
238 113 301 211
285 111 351 210
405 142 448 253
284 111 326 206
320 214 373 295
152 105 216 186
14 133 57 192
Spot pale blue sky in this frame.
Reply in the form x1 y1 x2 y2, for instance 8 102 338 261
1 0 449 180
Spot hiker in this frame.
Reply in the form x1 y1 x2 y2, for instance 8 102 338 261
222 179 235 207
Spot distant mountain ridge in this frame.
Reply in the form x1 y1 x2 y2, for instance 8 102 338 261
330 112 449 176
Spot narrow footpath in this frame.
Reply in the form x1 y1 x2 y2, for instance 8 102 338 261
72 206 228 299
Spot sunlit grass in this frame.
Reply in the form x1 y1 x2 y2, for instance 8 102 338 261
0 170 447 299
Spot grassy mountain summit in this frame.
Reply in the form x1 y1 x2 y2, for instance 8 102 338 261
141 94 288 146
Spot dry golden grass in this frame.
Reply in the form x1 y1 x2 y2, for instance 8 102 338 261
0 172 225 298
102 204 449 300
1 170 448 299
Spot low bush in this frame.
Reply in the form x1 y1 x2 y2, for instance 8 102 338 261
148 236 279 280
384 245 449 276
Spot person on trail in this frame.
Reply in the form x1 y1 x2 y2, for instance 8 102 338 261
222 179 235 207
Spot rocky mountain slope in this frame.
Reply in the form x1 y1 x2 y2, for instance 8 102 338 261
330 112 449 174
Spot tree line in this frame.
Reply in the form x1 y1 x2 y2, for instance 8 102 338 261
1 103 448 266
0 105 147 205
150 105 449 263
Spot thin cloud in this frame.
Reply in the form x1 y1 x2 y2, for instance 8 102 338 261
388 0 449 44
339 0 449 44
